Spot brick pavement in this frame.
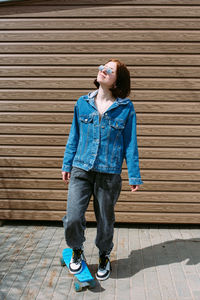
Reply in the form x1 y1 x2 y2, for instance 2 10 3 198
0 221 200 300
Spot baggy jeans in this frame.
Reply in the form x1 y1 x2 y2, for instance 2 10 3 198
62 166 122 255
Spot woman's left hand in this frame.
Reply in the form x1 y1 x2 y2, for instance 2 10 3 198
130 185 139 192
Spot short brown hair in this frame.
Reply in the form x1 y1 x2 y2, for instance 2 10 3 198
94 59 131 99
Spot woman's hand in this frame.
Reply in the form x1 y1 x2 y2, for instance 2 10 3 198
62 171 71 184
130 185 139 192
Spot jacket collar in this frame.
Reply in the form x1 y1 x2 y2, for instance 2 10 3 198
86 90 130 105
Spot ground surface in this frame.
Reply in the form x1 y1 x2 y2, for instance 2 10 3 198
1 221 200 300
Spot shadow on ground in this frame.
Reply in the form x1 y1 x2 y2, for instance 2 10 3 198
88 237 200 292
109 238 200 279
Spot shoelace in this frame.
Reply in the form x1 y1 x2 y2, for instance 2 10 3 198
99 255 109 269
72 249 82 264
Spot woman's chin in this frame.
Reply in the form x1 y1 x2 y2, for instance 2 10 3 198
97 80 112 88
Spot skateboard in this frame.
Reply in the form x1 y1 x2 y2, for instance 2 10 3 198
60 248 96 292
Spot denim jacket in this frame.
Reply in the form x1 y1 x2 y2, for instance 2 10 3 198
62 90 143 185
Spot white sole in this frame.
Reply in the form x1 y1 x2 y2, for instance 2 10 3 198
69 264 83 275
95 271 110 281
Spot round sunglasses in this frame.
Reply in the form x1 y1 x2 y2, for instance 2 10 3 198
98 65 113 75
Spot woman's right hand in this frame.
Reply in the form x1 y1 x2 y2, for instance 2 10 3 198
62 171 71 184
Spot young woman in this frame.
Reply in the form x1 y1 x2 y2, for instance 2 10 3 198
61 59 143 281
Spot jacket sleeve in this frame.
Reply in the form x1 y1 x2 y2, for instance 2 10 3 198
62 103 79 172
123 103 143 185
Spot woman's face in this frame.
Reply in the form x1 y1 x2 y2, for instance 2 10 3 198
97 61 117 88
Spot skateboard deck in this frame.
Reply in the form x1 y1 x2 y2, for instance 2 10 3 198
60 248 96 292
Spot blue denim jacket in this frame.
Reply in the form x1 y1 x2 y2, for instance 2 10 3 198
62 90 143 185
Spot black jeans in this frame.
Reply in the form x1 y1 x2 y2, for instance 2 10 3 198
62 166 122 255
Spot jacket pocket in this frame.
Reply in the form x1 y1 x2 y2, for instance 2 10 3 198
79 115 93 124
110 119 125 130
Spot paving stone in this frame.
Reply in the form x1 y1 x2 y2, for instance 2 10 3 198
131 272 146 300
0 226 45 298
193 290 200 300
52 276 73 300
129 227 147 300
10 228 55 299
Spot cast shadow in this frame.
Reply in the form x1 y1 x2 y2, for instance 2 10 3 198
110 238 200 279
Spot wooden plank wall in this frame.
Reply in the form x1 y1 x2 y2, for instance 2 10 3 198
0 0 200 223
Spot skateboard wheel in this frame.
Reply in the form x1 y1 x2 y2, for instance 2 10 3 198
74 282 82 292
60 257 66 266
89 279 96 289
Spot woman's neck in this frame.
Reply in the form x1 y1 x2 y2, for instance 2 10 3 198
96 85 115 102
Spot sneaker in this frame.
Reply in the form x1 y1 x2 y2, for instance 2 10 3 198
96 253 111 281
69 248 84 274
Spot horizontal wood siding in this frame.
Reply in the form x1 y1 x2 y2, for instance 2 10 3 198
0 0 200 223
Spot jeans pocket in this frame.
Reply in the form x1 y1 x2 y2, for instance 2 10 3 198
71 166 84 177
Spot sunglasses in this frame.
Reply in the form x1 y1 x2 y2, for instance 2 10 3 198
98 65 113 75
